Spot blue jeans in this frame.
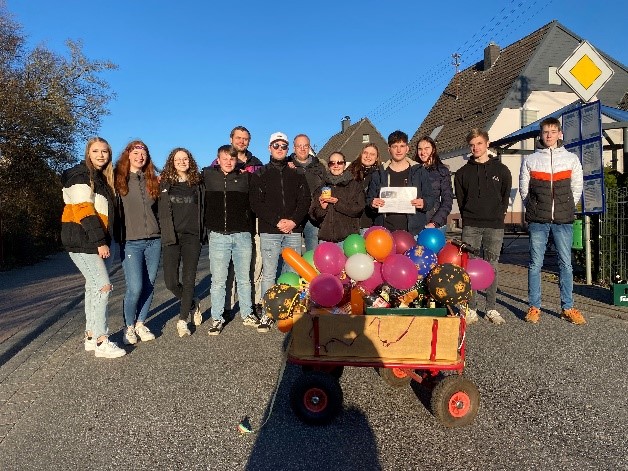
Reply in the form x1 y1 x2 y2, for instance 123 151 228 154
209 232 253 321
121 238 161 326
528 222 574 310
69 252 112 339
260 232 302 298
462 226 504 311
303 219 319 253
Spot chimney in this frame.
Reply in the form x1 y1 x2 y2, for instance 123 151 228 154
341 116 351 133
483 42 500 71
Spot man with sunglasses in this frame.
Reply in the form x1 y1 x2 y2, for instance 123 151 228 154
250 132 310 332
287 134 325 252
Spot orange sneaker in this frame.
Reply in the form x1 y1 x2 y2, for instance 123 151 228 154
561 308 586 325
525 306 541 324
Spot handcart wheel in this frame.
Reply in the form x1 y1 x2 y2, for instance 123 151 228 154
302 364 344 379
378 367 412 388
430 375 479 427
290 372 343 425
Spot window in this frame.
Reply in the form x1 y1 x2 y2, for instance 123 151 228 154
362 134 370 143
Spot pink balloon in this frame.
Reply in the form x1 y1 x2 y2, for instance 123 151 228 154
359 261 384 292
309 273 344 307
392 230 416 254
313 242 347 275
381 254 418 290
363 225 388 239
466 258 495 291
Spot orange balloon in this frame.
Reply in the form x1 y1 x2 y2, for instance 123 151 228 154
277 318 294 333
365 229 394 262
281 247 318 282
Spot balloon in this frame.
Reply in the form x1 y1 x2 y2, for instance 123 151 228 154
343 233 366 257
381 254 419 290
302 250 319 273
437 242 463 266
365 229 394 261
262 284 300 320
313 242 347 275
363 225 387 239
426 263 471 305
277 272 301 287
344 253 375 281
359 261 384 292
309 274 344 307
418 228 446 253
465 258 496 291
282 247 318 282
392 230 416 254
405 245 438 277
277 318 294 333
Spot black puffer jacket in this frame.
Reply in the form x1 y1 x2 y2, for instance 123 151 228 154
61 162 114 254
309 171 365 242
421 162 453 228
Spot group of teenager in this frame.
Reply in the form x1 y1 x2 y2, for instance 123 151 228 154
61 118 585 359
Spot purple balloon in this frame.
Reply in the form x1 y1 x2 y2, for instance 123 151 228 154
466 258 495 291
359 261 384 292
392 230 416 254
309 273 344 307
382 254 419 290
313 242 347 276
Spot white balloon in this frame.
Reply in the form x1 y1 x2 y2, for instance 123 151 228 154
345 253 375 281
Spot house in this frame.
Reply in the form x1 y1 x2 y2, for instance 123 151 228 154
409 20 628 229
317 117 389 164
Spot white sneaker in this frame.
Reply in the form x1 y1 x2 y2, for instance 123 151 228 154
84 335 97 351
123 326 137 345
135 323 155 341
486 309 506 325
465 308 479 325
94 338 126 358
191 298 202 326
177 320 191 337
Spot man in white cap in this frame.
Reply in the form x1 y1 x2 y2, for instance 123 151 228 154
250 132 310 332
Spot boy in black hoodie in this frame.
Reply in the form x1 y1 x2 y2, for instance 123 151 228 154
454 129 512 325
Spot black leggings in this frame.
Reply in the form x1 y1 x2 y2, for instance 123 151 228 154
162 233 201 320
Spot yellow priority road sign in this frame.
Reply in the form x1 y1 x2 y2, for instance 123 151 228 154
557 41 614 103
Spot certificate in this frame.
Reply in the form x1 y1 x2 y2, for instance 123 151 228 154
378 186 417 214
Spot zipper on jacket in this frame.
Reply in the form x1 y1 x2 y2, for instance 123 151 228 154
550 149 555 222
223 174 228 232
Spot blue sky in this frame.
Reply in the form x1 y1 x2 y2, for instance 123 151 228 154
5 0 627 168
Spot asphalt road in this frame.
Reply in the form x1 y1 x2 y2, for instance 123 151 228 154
0 244 627 470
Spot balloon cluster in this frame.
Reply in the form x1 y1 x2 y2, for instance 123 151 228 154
265 227 496 332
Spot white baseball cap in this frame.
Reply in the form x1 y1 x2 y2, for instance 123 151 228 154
269 132 289 145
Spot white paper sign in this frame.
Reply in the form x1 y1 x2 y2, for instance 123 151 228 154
378 186 417 214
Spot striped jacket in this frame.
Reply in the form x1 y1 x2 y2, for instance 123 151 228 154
61 162 114 253
519 145 583 224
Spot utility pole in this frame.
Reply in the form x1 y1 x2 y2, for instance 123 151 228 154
452 53 461 100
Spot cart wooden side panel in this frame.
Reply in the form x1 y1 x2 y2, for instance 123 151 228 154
289 311 462 365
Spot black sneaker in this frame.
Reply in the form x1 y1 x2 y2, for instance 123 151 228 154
208 319 225 336
242 314 260 327
257 314 274 333
254 303 264 318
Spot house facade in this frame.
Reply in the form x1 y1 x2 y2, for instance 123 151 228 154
409 20 628 229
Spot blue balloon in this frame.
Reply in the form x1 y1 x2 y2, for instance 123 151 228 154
417 228 446 253
405 245 438 278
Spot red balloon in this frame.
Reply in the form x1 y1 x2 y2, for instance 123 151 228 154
392 230 416 254
466 258 496 291
437 242 463 266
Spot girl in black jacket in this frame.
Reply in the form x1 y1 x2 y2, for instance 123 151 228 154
310 152 365 243
61 137 125 358
416 136 453 233
347 144 381 235
158 148 204 337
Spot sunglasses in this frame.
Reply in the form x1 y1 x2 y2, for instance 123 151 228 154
271 143 288 150
328 160 345 167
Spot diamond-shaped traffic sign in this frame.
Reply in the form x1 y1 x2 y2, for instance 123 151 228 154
557 41 614 102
